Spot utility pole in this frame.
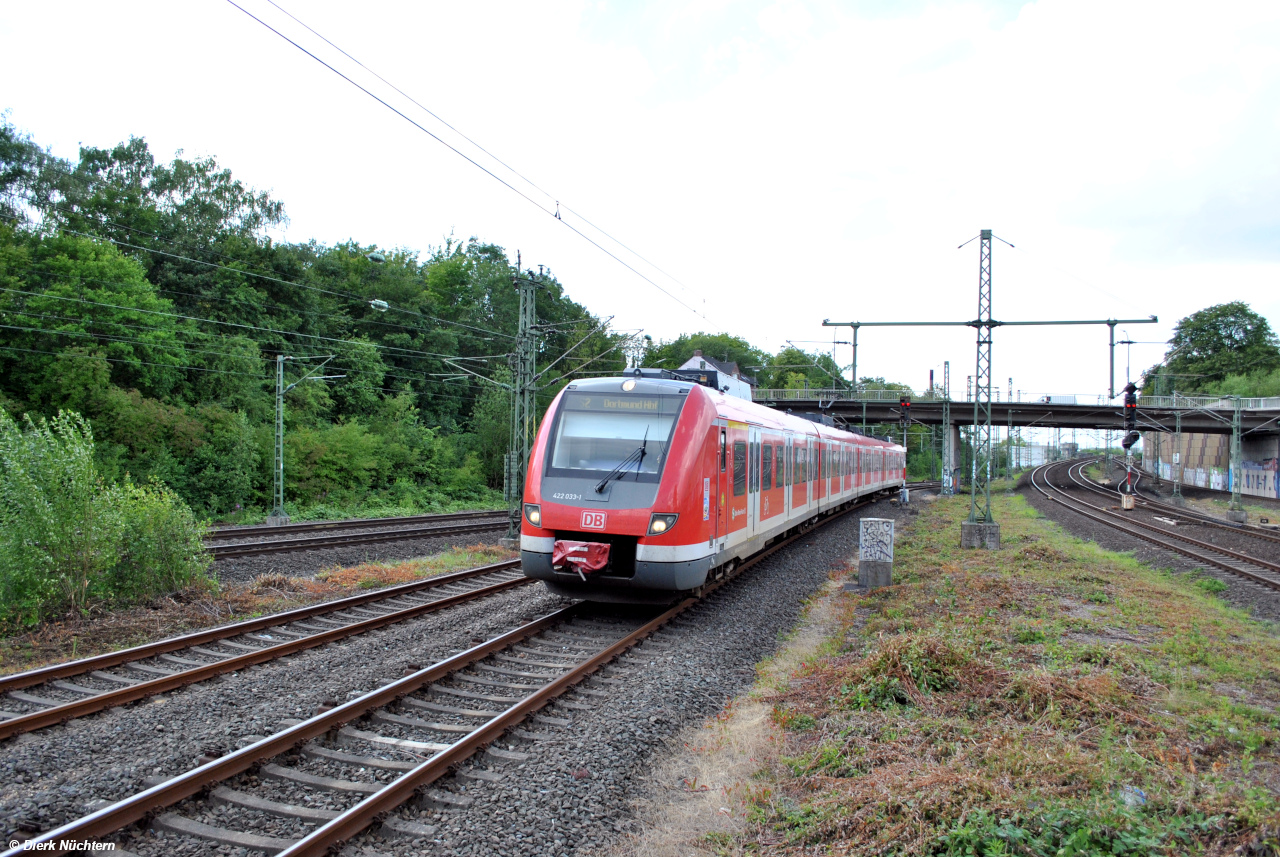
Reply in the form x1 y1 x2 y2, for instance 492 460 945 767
1172 403 1184 505
274 355 284 521
1006 406 1014 480
272 354 341 524
505 259 540 540
941 360 953 495
1228 397 1246 523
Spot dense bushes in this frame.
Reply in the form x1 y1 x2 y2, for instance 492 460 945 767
0 410 209 628
0 121 629 520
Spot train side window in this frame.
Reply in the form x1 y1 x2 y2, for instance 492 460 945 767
761 444 772 491
750 441 759 493
733 441 747 497
720 429 726 473
775 444 785 487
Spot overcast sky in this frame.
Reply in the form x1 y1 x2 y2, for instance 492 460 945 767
4 0 1278 407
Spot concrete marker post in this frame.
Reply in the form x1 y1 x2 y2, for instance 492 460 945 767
857 518 894 589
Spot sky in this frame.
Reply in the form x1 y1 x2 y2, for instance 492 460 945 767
3 0 1279 408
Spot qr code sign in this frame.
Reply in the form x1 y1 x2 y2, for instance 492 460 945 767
581 510 606 529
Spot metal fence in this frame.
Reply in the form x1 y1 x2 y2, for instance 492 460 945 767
751 388 1280 411
1138 394 1280 411
752 388 924 402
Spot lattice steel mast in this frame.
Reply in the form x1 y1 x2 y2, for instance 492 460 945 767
505 262 539 539
969 230 995 525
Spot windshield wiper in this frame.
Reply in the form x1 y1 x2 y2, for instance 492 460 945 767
594 428 649 493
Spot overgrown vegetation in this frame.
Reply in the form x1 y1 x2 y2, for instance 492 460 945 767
741 494 1279 856
0 409 209 628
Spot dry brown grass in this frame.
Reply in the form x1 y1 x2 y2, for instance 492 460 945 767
0 543 515 676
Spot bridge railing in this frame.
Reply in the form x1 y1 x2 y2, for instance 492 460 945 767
752 388 926 402
1138 394 1280 411
751 389 1280 411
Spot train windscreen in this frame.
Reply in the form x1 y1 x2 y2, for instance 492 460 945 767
545 391 685 481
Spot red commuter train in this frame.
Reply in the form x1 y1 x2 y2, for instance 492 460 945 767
520 370 907 601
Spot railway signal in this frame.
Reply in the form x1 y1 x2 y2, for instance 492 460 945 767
1120 382 1139 504
899 394 911 435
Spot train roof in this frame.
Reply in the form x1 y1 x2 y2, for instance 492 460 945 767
566 376 903 450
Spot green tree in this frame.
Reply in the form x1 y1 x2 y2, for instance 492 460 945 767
469 369 512 489
0 226 191 405
757 346 847 390
644 332 767 379
1159 302 1280 391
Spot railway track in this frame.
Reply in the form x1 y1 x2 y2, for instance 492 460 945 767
206 509 505 541
208 515 509 560
1072 461 1280 548
1031 459 1280 593
1126 472 1280 544
0 561 527 741
6 492 887 856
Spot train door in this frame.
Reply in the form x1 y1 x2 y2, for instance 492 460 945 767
807 438 815 507
778 437 788 516
714 424 727 544
727 421 748 539
747 425 761 538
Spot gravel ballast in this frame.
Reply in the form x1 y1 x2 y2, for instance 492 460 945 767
311 496 914 857
0 582 568 842
1022 467 1280 624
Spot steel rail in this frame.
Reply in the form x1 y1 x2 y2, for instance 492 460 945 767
0 606 582 855
1031 462 1280 592
1063 462 1280 570
1129 472 1280 544
0 561 525 740
283 492 882 855
6 490 886 856
206 509 504 540
209 519 507 560
1081 461 1280 545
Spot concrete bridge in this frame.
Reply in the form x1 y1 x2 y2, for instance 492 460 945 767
751 389 1280 436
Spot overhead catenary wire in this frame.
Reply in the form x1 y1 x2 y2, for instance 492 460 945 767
223 0 711 323
261 1 706 309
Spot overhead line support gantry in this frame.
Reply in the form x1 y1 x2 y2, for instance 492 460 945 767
823 229 1158 549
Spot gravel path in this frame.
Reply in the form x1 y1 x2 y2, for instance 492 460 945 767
1021 469 1280 625
212 530 509 586
301 495 913 857
0 583 568 842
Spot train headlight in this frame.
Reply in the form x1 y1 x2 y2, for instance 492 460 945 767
524 504 542 527
647 513 678 535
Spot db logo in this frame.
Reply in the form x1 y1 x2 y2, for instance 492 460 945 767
581 510 606 529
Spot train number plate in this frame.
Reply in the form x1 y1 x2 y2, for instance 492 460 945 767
581 510 607 529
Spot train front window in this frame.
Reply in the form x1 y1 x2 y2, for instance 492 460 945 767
546 391 685 481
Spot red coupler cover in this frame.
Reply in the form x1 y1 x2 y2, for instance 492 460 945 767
552 540 611 573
